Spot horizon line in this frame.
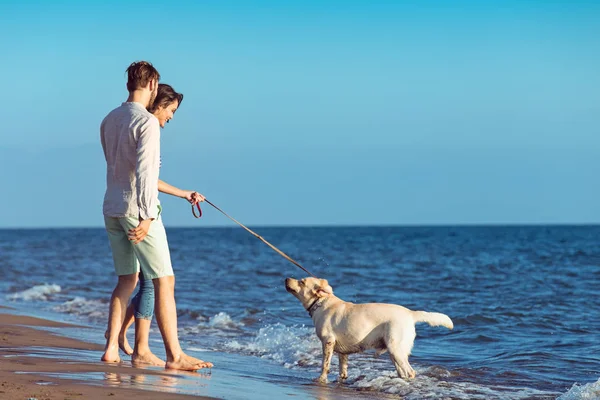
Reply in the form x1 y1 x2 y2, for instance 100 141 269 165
1 222 599 230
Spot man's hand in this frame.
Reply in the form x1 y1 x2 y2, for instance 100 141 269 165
183 191 206 205
129 219 153 244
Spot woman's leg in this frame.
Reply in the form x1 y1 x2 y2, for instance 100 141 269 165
131 274 165 366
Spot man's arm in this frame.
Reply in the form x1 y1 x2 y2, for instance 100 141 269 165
129 118 161 244
135 117 161 220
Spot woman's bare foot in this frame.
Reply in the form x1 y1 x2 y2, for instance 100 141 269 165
104 329 133 355
132 351 165 367
101 344 121 363
118 333 133 355
165 353 213 371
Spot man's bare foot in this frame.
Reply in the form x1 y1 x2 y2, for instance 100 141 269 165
182 353 213 369
165 353 213 371
104 330 133 355
132 351 165 367
101 344 121 363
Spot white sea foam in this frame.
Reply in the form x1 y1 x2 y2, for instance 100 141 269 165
186 347 212 352
8 284 61 301
347 369 556 400
181 312 245 338
53 296 107 319
224 323 321 367
558 378 600 400
207 312 243 329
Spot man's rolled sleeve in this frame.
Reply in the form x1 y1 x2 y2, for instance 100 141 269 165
135 117 161 220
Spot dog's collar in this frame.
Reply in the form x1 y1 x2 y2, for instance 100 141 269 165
306 297 326 317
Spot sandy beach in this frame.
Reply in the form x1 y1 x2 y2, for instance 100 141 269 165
0 306 213 400
0 304 351 400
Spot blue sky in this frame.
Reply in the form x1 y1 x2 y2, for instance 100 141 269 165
0 1 598 228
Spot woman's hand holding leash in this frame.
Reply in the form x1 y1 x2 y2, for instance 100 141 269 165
183 190 205 204
189 191 205 218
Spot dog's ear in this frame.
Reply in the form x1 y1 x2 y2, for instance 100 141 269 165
316 279 333 298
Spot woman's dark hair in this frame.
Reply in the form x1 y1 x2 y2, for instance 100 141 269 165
148 83 184 113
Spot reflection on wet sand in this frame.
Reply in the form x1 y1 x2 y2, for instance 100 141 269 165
103 367 212 394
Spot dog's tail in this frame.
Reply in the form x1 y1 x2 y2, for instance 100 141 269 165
412 311 454 330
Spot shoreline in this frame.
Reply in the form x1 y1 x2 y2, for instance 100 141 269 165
0 309 214 399
0 306 348 400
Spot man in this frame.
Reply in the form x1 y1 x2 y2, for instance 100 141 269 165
100 61 212 371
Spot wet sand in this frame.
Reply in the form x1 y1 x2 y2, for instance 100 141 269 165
0 310 214 400
0 305 361 400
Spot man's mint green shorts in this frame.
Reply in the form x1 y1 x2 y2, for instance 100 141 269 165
104 213 174 280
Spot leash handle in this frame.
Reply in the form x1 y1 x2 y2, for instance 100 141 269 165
191 198 317 278
191 202 202 218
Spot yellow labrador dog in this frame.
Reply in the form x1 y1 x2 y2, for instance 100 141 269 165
285 277 453 383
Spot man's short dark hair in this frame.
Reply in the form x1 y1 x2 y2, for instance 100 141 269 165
126 61 160 92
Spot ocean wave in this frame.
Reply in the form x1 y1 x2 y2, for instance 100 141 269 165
224 323 321 367
8 283 61 301
207 312 243 329
180 312 246 338
558 377 600 400
53 296 107 320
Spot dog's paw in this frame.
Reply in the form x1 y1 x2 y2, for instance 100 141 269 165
399 370 416 380
338 373 348 381
315 375 328 384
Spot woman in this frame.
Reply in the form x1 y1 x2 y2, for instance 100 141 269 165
111 83 199 366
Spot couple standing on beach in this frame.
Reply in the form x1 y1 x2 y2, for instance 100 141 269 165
99 61 212 371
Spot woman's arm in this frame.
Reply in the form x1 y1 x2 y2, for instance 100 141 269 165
158 179 186 198
158 179 205 204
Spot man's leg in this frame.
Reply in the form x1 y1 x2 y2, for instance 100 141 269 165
102 216 140 363
101 273 138 362
153 275 212 370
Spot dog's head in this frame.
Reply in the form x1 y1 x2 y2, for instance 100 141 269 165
285 277 333 310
